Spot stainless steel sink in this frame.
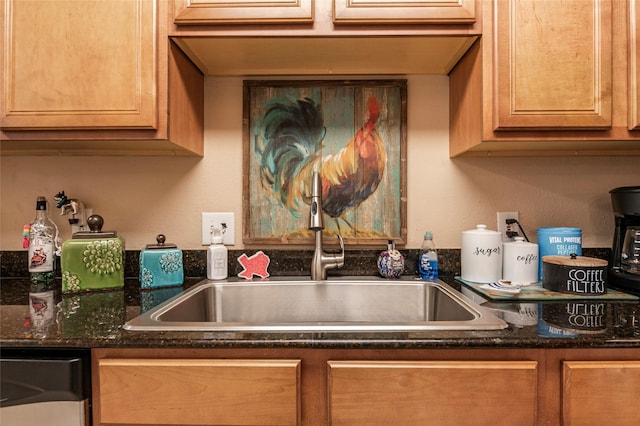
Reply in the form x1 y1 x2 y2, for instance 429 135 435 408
124 277 507 332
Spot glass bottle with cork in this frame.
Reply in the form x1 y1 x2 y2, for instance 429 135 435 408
28 196 60 284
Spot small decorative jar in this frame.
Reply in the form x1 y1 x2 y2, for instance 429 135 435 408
61 215 125 293
377 240 405 279
139 234 183 289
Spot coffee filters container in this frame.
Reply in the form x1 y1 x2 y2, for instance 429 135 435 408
502 237 539 284
542 254 607 295
461 224 502 283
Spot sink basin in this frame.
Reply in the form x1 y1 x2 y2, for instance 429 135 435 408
124 277 507 332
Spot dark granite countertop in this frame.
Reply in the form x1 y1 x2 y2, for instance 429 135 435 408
2 276 640 350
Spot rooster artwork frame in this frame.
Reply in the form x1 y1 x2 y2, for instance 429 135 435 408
243 79 407 246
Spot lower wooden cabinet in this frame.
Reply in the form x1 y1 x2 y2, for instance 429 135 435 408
92 347 640 425
328 360 538 426
96 358 300 425
562 361 640 426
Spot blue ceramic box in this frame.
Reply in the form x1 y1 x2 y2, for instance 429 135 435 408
139 234 183 288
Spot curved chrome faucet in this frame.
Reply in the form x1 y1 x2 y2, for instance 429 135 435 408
309 171 345 280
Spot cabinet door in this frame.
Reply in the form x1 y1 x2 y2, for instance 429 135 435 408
494 0 612 130
97 358 300 426
1 0 156 130
333 0 475 24
328 360 538 426
629 0 640 130
173 0 313 24
563 361 640 425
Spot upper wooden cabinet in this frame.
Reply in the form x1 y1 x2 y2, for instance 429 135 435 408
168 1 480 76
173 0 313 25
1 0 204 156
333 0 475 24
449 0 640 157
170 0 475 26
2 0 156 130
494 0 611 130
630 0 640 130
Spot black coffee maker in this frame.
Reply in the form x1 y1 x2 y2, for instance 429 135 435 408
610 186 640 292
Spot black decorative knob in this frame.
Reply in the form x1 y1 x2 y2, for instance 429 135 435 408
87 215 104 232
156 234 166 245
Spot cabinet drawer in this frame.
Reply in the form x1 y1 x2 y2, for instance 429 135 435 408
333 0 475 24
173 0 313 24
329 360 538 426
563 360 640 425
97 358 300 425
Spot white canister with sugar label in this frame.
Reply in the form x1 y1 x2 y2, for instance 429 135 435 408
502 237 539 284
461 224 503 283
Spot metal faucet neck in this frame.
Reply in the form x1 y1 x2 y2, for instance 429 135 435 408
309 172 345 280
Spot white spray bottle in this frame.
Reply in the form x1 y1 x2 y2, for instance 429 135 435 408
207 226 228 280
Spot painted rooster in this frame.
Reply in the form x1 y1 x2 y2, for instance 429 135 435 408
254 95 386 232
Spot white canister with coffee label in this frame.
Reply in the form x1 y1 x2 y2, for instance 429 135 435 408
502 237 539 284
461 224 503 283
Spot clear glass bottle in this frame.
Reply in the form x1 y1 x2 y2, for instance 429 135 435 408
418 231 439 281
28 196 59 284
28 279 59 338
207 227 228 280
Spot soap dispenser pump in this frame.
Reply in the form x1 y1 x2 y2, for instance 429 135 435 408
207 227 228 280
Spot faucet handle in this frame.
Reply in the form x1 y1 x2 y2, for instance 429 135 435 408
309 172 324 231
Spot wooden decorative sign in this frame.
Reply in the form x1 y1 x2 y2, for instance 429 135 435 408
243 79 407 246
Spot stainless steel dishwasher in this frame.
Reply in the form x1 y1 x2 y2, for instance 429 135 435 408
0 348 91 426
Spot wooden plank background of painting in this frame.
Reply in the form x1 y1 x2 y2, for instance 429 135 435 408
244 80 407 246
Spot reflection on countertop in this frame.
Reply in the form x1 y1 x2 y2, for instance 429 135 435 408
1 276 639 350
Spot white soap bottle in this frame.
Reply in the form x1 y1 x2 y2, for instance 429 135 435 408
207 227 228 280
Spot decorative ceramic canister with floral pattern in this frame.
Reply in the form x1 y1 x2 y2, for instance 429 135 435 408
139 234 184 289
377 240 405 279
61 215 125 293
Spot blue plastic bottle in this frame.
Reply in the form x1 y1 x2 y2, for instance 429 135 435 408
418 231 439 281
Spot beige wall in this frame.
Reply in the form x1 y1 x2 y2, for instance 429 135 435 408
1 75 638 251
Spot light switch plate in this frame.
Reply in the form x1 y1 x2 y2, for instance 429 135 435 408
201 212 235 246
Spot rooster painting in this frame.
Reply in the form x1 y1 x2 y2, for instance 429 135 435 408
247 81 405 242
